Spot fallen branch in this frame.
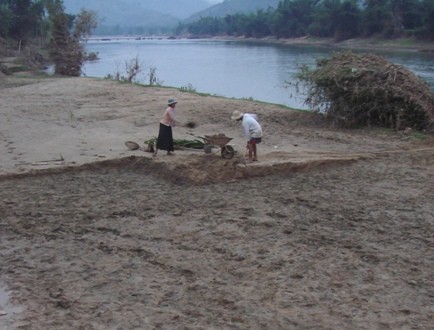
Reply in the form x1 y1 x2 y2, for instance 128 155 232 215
15 154 66 166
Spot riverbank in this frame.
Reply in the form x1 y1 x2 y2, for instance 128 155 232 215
0 75 433 329
214 35 434 53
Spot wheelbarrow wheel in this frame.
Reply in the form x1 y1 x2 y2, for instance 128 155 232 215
221 145 235 159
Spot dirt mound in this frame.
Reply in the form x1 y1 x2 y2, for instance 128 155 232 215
0 152 364 185
12 145 430 185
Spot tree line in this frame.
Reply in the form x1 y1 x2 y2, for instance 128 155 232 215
0 0 96 76
175 0 434 41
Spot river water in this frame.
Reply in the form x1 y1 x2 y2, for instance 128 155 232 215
83 38 434 109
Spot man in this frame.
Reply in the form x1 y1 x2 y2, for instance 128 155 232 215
231 110 263 162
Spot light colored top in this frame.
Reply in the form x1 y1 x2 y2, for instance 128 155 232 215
242 113 262 140
160 106 176 127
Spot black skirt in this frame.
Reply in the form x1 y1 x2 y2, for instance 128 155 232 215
156 123 174 151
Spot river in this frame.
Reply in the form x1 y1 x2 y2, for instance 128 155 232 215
83 38 434 109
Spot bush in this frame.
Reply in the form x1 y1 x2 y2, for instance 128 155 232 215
298 51 434 130
0 63 11 75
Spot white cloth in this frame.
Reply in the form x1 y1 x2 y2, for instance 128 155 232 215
242 113 262 140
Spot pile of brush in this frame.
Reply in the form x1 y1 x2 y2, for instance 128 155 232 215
299 51 434 131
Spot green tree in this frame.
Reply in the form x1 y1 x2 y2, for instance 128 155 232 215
362 0 394 36
419 0 434 39
0 3 13 37
175 0 430 41
308 0 342 37
47 0 77 75
0 0 44 41
72 9 97 40
308 0 360 40
225 13 250 36
273 0 296 37
245 9 273 38
334 1 361 40
47 0 97 76
187 17 224 35
272 0 320 38
391 0 421 31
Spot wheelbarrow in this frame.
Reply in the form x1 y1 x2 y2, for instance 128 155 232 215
202 134 235 159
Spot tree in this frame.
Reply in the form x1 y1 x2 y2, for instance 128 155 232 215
404 0 424 30
0 0 44 41
272 0 320 38
272 0 293 37
0 3 13 37
187 17 224 36
176 0 431 41
46 0 97 76
419 0 434 39
245 9 273 38
47 0 78 75
225 13 249 36
309 0 343 37
334 1 361 40
72 9 97 40
362 0 394 36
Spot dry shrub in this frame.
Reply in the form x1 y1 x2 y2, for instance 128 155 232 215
299 51 434 131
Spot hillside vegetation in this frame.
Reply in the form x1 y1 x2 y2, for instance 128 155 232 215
186 0 280 22
177 0 434 41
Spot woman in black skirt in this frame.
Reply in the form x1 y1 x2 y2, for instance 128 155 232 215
153 98 179 157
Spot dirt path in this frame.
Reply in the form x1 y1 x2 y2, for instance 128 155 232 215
0 77 433 329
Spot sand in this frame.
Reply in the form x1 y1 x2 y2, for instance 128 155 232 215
0 76 433 329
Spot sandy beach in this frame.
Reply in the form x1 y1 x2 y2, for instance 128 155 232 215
0 76 433 329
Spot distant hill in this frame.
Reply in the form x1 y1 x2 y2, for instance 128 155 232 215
63 0 212 34
120 0 211 20
185 0 280 22
62 0 279 35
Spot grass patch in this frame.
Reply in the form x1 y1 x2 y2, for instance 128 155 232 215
144 137 205 150
409 131 429 140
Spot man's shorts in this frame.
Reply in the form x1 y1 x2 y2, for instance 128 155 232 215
248 137 262 145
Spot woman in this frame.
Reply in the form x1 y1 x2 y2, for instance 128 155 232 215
153 98 179 157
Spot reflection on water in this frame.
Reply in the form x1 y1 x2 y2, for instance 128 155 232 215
83 39 434 109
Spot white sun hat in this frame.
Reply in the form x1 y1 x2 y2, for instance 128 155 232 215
230 110 244 121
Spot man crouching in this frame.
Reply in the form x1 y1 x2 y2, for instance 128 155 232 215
231 110 263 162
